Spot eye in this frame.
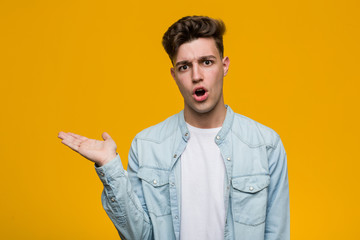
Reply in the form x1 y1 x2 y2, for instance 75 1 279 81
203 60 213 66
179 65 188 71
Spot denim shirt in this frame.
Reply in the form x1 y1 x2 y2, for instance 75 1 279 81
95 105 290 240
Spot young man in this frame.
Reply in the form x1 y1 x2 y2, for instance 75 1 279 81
58 16 290 240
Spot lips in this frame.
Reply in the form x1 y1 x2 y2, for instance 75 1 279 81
192 86 208 102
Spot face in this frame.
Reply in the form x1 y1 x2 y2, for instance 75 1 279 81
171 38 230 117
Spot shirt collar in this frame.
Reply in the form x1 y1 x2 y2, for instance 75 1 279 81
178 105 234 143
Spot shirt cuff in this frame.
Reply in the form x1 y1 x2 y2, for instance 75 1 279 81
94 154 126 183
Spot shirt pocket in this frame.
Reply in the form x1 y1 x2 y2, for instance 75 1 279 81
137 167 171 217
231 174 270 226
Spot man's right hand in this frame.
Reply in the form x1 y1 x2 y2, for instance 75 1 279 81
58 131 117 167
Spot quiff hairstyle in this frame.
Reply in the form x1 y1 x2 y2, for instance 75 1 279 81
162 16 226 64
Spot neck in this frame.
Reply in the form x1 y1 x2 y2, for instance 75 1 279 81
184 101 227 129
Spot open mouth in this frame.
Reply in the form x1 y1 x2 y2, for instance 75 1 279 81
193 87 208 102
195 88 206 97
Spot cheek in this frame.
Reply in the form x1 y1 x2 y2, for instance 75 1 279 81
175 79 190 95
207 69 223 84
208 65 223 75
175 74 191 87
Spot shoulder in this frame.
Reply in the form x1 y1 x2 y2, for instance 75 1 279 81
231 112 280 149
134 112 180 143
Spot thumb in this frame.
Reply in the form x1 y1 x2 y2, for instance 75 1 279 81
102 132 112 141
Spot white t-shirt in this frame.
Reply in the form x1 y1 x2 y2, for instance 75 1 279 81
180 123 226 240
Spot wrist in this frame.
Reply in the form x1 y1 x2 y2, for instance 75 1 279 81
97 152 117 167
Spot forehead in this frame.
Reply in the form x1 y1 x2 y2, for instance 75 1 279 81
173 38 220 63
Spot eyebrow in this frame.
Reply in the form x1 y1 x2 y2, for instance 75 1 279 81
175 55 217 67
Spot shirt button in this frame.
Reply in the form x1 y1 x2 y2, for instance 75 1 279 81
175 215 178 219
173 154 177 158
100 172 105 176
153 179 157 185
227 157 231 161
171 182 175 187
249 186 254 191
185 132 188 137
216 135 220 140
111 197 115 202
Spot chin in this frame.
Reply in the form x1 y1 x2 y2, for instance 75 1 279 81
190 103 216 114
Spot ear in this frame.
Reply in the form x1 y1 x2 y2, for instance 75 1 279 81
170 67 176 80
222 56 230 76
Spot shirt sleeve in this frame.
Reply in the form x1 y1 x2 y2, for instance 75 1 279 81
265 136 290 240
95 138 153 240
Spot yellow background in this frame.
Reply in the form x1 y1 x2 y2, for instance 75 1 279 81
1 0 359 239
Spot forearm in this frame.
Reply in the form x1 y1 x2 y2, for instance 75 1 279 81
95 155 152 240
265 137 290 240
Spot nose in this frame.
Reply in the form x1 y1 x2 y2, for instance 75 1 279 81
192 63 203 83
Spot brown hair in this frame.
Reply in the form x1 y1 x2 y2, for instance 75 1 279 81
162 16 226 63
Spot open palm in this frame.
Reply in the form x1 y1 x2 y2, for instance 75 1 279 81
58 131 117 166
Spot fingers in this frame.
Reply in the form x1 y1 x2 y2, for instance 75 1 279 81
58 132 88 141
61 138 80 152
58 131 65 140
67 132 88 141
102 132 112 141
58 132 83 151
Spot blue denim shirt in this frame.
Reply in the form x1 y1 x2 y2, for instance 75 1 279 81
95 105 290 240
